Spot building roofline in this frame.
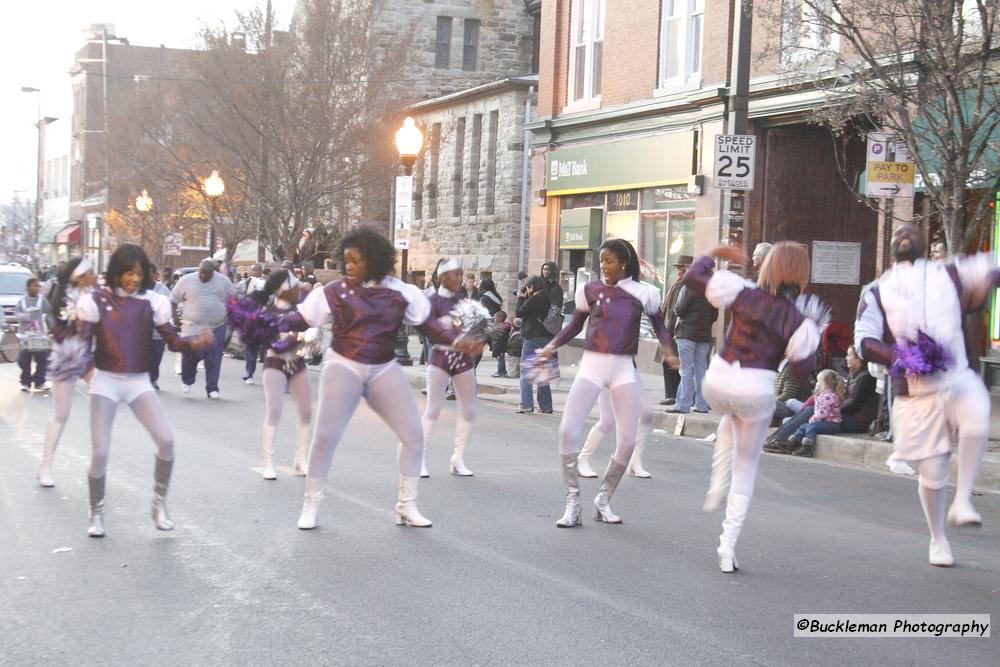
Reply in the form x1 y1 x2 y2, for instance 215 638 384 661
405 74 538 113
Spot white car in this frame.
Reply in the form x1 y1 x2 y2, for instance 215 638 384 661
0 264 34 326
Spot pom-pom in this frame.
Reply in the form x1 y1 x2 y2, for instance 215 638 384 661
891 330 951 378
521 351 560 386
450 299 499 342
226 296 283 348
271 327 322 373
47 336 92 381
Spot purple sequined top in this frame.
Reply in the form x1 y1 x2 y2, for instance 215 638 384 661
427 288 474 375
288 276 456 365
683 255 810 373
77 288 194 374
550 278 673 355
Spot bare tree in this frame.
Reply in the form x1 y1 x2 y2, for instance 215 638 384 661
762 0 999 252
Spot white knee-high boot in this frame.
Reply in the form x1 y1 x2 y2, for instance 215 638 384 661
293 421 310 476
261 424 278 480
703 427 733 512
395 476 432 527
718 493 751 573
948 434 986 527
297 478 324 529
627 437 652 478
38 421 64 487
920 484 953 567
577 426 603 478
450 417 474 476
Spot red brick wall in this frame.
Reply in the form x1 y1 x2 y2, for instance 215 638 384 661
599 2 661 106
701 0 733 85
537 0 571 117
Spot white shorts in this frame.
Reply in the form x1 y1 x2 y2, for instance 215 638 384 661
576 351 638 391
89 369 155 404
702 355 776 420
324 349 396 384
892 368 990 462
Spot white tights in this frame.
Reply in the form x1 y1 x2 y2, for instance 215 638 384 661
307 361 424 480
559 378 643 466
263 368 312 428
89 392 175 478
718 412 773 498
43 378 77 461
582 382 653 458
917 454 951 545
423 365 476 452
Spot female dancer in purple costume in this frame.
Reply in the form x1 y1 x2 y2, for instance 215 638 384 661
421 257 479 477
253 270 313 480
280 228 483 530
75 244 212 537
686 243 825 573
38 257 97 487
537 239 677 527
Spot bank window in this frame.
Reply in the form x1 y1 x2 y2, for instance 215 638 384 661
435 17 452 69
569 0 605 104
659 0 704 88
780 0 838 64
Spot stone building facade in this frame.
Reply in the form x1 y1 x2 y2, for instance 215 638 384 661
402 76 536 298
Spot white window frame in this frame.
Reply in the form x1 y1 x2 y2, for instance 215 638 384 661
780 0 840 65
565 0 605 111
657 0 704 92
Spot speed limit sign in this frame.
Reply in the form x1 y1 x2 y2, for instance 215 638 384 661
714 134 756 190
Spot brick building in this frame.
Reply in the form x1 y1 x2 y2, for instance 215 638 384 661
528 0 879 334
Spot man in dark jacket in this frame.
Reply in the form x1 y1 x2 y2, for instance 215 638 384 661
668 281 718 413
516 275 555 414
658 256 692 405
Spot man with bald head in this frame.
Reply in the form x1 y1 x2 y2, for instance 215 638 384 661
855 222 998 567
170 259 233 398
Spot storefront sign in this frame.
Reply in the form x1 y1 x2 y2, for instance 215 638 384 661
811 241 861 285
865 133 914 198
547 132 693 196
559 208 603 249
162 233 182 256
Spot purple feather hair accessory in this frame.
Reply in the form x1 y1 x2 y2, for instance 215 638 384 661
890 330 951 378
226 296 283 348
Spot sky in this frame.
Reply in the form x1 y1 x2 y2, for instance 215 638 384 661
0 0 297 204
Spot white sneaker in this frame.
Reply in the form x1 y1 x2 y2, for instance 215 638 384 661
243 378 255 385
262 464 277 480
208 391 220 399
929 540 954 567
181 384 191 394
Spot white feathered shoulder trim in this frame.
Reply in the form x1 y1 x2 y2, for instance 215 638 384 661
705 270 751 309
784 295 830 362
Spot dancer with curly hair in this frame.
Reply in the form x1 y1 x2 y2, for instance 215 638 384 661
281 227 483 530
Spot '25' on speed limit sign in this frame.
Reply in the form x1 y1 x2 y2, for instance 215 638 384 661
714 134 756 190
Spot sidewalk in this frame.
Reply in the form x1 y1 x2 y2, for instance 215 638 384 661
388 336 1000 494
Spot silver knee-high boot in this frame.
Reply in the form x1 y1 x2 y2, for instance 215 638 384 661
718 493 751 572
298 478 324 530
556 453 582 527
395 475 432 527
152 457 175 531
594 459 628 523
87 475 106 538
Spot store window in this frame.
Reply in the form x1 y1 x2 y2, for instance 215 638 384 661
605 189 640 247
639 186 695 294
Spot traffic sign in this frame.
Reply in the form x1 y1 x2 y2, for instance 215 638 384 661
162 233 182 256
865 133 914 198
714 134 756 190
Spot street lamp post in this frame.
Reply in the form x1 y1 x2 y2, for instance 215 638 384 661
20 87 56 272
202 170 225 261
391 117 424 365
136 189 153 256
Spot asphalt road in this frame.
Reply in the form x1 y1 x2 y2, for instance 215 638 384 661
1 358 997 665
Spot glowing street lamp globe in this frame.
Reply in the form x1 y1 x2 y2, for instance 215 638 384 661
203 170 225 198
136 189 153 212
395 117 423 175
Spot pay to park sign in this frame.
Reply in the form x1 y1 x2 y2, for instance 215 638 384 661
865 133 915 198
714 134 756 190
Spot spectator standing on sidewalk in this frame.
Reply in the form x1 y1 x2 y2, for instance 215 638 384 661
170 259 232 398
241 263 267 384
490 310 512 377
668 275 717 414
750 243 772 283
479 278 503 316
15 277 53 391
516 276 555 413
507 318 524 378
658 256 691 406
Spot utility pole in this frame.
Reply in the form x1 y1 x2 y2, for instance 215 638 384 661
721 0 753 252
259 0 273 263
